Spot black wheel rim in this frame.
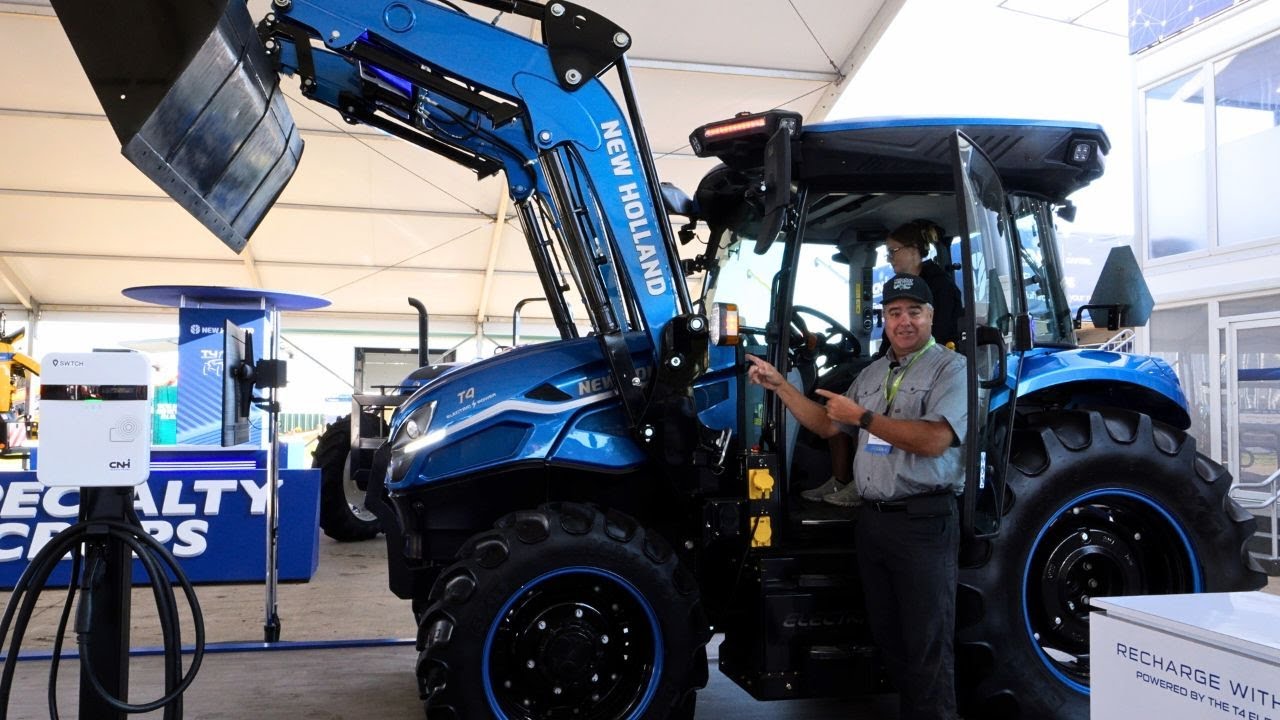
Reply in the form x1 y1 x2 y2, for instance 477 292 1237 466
1021 488 1202 693
483 567 662 719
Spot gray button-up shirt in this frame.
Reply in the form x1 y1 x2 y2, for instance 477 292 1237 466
839 343 968 501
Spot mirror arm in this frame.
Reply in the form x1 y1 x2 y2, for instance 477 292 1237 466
1074 303 1125 332
976 325 1008 389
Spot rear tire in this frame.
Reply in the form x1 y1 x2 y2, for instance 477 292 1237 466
956 408 1264 719
313 414 383 542
417 502 710 719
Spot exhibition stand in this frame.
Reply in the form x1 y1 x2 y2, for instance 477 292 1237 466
1092 592 1280 720
122 285 329 642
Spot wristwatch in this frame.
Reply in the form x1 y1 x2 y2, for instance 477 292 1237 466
858 409 875 429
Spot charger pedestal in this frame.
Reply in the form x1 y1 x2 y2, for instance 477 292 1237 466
77 486 145 720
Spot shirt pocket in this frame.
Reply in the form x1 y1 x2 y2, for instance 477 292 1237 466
854 382 882 409
887 382 928 419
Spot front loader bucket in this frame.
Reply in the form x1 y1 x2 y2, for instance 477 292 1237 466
49 0 302 253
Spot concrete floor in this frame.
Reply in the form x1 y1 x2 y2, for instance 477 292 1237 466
2 533 1277 719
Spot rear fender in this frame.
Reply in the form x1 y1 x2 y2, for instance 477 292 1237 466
1008 348 1191 429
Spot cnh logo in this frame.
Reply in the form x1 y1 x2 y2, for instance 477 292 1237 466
109 459 132 469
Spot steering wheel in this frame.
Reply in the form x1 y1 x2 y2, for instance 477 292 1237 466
791 305 861 376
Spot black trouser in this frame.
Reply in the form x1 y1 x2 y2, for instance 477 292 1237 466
855 495 959 720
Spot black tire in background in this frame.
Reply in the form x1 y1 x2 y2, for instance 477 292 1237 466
956 408 1264 720
417 502 710 719
313 414 384 542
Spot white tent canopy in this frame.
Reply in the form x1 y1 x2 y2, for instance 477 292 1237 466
0 0 903 347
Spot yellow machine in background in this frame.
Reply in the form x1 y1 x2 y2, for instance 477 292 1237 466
0 313 39 456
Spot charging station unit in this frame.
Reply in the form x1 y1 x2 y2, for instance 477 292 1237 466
38 351 151 487
37 351 151 718
25 351 199 719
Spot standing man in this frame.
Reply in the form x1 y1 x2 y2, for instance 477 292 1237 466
745 273 967 720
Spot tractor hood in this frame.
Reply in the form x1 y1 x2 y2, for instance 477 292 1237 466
385 334 656 490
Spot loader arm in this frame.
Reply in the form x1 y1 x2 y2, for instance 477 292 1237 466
51 0 701 431
5 354 40 378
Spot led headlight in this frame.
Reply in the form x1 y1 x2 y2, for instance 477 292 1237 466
388 399 437 482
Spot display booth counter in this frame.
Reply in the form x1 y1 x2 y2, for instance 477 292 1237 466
0 448 320 588
1091 592 1280 720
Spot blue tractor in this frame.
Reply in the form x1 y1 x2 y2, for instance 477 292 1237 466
50 0 1265 717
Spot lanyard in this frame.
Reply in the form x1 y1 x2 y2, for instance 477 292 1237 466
884 337 935 411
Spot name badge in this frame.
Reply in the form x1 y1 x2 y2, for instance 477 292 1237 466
864 432 892 455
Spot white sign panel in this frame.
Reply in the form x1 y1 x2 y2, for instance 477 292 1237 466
1093 611 1280 720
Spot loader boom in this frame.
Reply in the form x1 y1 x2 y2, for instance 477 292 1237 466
50 0 699 430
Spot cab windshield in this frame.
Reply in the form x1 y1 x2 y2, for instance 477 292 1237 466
702 191 954 362
704 234 857 341
1011 196 1077 347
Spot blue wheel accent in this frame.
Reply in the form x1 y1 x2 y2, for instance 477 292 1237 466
1020 488 1203 696
481 566 664 719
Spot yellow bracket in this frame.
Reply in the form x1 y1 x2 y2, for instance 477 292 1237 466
746 457 775 546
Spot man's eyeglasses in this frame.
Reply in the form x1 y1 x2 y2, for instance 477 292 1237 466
885 245 911 257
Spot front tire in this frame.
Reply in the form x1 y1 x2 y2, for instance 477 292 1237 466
417 502 710 719
956 408 1264 719
313 414 383 542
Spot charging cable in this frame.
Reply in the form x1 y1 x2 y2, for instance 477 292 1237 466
0 516 205 718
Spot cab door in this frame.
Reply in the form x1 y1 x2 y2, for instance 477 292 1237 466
950 132 1027 538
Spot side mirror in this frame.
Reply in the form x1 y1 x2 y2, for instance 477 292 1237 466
754 121 795 255
1080 246 1153 329
975 325 1008 389
660 182 700 246
1056 201 1077 223
659 182 696 218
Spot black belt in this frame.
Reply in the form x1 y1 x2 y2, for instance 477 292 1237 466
865 490 955 514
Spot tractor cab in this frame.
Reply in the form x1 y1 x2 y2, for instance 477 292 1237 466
690 111 1117 539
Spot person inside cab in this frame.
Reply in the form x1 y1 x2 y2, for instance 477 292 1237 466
884 220 962 349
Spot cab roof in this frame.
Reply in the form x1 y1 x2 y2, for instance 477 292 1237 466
701 114 1110 202
799 116 1108 201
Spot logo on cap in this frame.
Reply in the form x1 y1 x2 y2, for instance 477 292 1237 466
881 273 933 305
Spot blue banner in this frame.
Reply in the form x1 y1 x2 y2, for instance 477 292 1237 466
177 307 267 445
0 466 320 587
